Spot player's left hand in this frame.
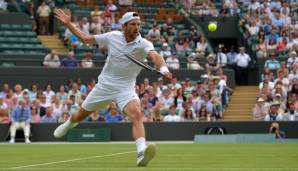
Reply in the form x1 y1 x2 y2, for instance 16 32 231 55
163 72 173 81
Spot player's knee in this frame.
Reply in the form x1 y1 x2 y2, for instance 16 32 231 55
130 109 143 122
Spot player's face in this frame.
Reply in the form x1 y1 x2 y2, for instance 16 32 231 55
124 19 141 40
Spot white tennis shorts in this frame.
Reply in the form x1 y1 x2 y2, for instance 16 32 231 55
81 83 139 112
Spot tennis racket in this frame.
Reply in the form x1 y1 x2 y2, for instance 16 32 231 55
124 54 162 75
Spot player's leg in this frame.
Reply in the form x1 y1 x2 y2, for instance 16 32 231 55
54 84 111 138
53 107 93 138
122 99 156 167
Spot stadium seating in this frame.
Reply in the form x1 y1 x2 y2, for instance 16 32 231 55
0 24 48 54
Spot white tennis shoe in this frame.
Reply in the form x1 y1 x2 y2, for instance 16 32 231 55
53 119 78 138
137 143 156 167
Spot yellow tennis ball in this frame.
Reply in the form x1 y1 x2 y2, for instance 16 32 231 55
208 23 217 32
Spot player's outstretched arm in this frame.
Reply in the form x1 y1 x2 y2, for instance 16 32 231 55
55 9 96 44
148 51 172 80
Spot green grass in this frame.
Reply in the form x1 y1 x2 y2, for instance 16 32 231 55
0 143 298 171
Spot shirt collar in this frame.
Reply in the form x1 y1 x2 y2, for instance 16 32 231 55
122 32 142 45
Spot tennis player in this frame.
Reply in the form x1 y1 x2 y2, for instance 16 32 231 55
53 10 172 166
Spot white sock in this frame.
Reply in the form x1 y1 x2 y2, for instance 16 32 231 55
136 137 146 153
65 117 78 128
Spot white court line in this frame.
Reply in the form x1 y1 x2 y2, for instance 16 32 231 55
2 168 298 170
7 150 135 170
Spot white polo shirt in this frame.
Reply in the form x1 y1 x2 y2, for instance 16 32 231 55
94 31 154 90
234 53 251 68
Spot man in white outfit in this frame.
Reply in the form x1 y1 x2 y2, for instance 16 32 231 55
53 10 172 166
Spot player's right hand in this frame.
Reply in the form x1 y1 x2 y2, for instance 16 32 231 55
55 9 71 25
163 72 173 81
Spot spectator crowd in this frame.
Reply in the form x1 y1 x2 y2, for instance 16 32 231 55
0 65 233 127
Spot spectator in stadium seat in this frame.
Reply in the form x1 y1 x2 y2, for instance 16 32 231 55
43 84 55 104
76 78 88 95
284 103 298 121
58 111 69 123
13 84 24 102
187 53 203 70
272 12 285 29
208 81 223 119
166 53 180 70
159 88 174 113
63 98 78 116
61 51 80 67
30 106 41 123
41 106 57 123
67 83 82 105
163 105 181 122
88 112 104 122
0 95 9 123
181 107 195 122
216 46 228 68
289 64 298 83
103 0 117 25
81 52 95 68
252 97 269 121
165 18 176 36
37 1 51 35
265 102 283 121
189 25 200 44
56 84 68 104
0 83 10 98
105 102 123 123
234 47 251 85
9 100 31 143
196 103 210 121
28 84 38 102
287 51 298 69
77 17 90 35
31 99 45 117
90 16 104 34
265 30 280 46
152 103 163 122
247 20 259 36
141 92 153 122
271 0 282 9
175 39 185 52
90 6 102 21
184 37 194 51
43 50 61 67
256 38 268 58
52 95 63 119
196 37 208 55
168 76 182 94
205 54 220 73
264 53 281 71
159 43 172 58
39 94 51 109
111 17 121 31
147 23 160 42
266 40 278 56
174 88 186 114
276 37 288 53
226 46 237 67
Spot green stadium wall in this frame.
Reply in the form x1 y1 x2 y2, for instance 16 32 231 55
1 122 298 142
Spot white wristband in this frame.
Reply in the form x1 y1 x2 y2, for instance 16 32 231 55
160 66 169 75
